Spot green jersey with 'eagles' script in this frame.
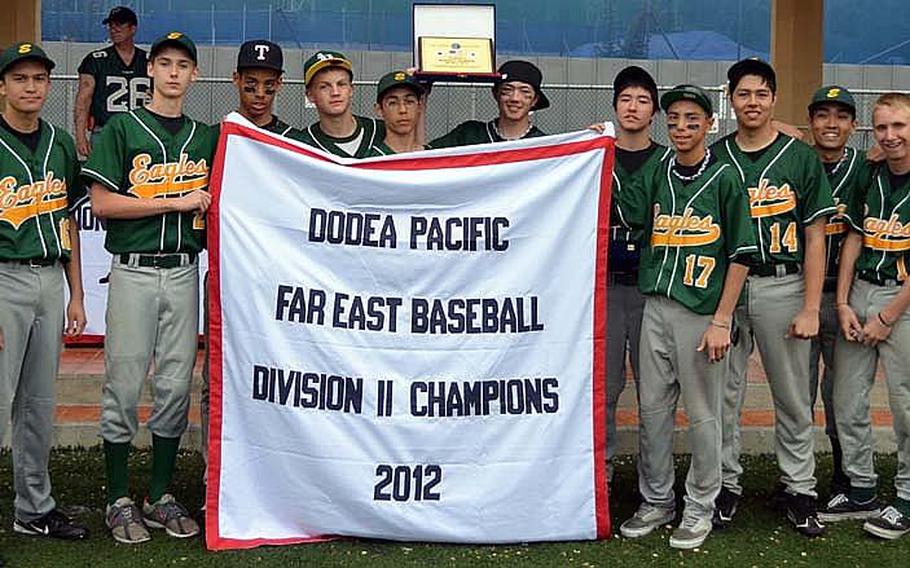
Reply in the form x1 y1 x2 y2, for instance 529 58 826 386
81 107 216 255
712 132 836 266
0 120 84 261
618 156 757 315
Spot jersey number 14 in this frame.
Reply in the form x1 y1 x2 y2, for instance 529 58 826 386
768 221 798 254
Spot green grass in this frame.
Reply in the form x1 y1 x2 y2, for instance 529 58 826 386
0 449 907 567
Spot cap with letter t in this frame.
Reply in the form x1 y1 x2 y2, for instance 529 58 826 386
237 40 283 73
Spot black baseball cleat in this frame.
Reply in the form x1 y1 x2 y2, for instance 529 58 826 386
769 481 789 511
786 493 826 537
864 506 910 540
819 492 881 522
712 486 739 528
13 508 89 540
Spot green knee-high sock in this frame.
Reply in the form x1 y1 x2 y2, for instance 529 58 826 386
104 441 131 505
149 435 181 503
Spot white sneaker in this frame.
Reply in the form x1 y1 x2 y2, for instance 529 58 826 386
619 503 676 538
669 512 712 549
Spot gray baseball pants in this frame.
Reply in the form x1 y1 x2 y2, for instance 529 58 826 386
833 278 910 501
721 272 817 497
0 262 63 522
637 296 724 521
809 291 839 438
100 257 199 443
606 281 644 481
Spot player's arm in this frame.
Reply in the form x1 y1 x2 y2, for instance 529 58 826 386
835 231 863 341
74 73 96 158
63 215 87 337
789 217 826 338
865 269 910 346
699 262 749 363
90 183 211 220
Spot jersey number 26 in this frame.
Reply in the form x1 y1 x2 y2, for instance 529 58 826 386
106 76 150 113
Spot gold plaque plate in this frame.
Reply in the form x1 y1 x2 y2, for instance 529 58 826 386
418 37 494 74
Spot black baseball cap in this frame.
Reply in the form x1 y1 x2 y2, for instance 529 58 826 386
495 60 549 111
613 66 659 114
661 84 714 116
150 32 198 64
727 58 777 94
0 42 55 77
102 6 138 26
237 40 283 73
808 85 857 117
376 71 425 103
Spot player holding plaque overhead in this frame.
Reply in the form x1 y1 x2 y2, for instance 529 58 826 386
428 60 548 148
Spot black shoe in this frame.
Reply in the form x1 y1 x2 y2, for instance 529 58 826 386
864 506 910 540
786 493 826 537
13 508 89 540
819 492 881 522
713 486 739 528
769 481 789 511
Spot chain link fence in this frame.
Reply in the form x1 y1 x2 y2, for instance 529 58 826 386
44 75 898 148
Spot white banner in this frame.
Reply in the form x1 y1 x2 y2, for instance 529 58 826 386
72 190 208 340
206 114 615 550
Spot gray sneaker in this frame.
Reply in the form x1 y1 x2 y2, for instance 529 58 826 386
143 494 200 538
669 512 712 549
620 503 676 538
106 497 151 544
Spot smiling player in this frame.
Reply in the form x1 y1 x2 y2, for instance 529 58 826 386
713 58 836 537
616 85 756 550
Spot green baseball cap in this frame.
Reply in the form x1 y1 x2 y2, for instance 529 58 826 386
808 85 856 115
304 50 353 86
0 42 55 77
376 70 425 103
660 84 714 116
150 31 198 64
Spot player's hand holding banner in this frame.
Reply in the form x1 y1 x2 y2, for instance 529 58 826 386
206 113 615 549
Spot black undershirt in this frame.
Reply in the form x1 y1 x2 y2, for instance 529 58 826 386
823 161 838 175
890 169 910 191
615 142 659 174
0 116 41 153
742 132 782 162
146 109 186 135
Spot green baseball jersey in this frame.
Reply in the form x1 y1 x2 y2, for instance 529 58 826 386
366 140 428 157
81 107 216 255
0 120 84 262
292 116 384 158
712 133 836 266
609 143 673 272
844 163 910 283
428 120 545 149
78 46 150 129
618 156 757 315
821 147 873 279
368 140 397 157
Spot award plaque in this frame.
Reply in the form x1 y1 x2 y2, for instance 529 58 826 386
413 3 499 83
418 37 494 74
